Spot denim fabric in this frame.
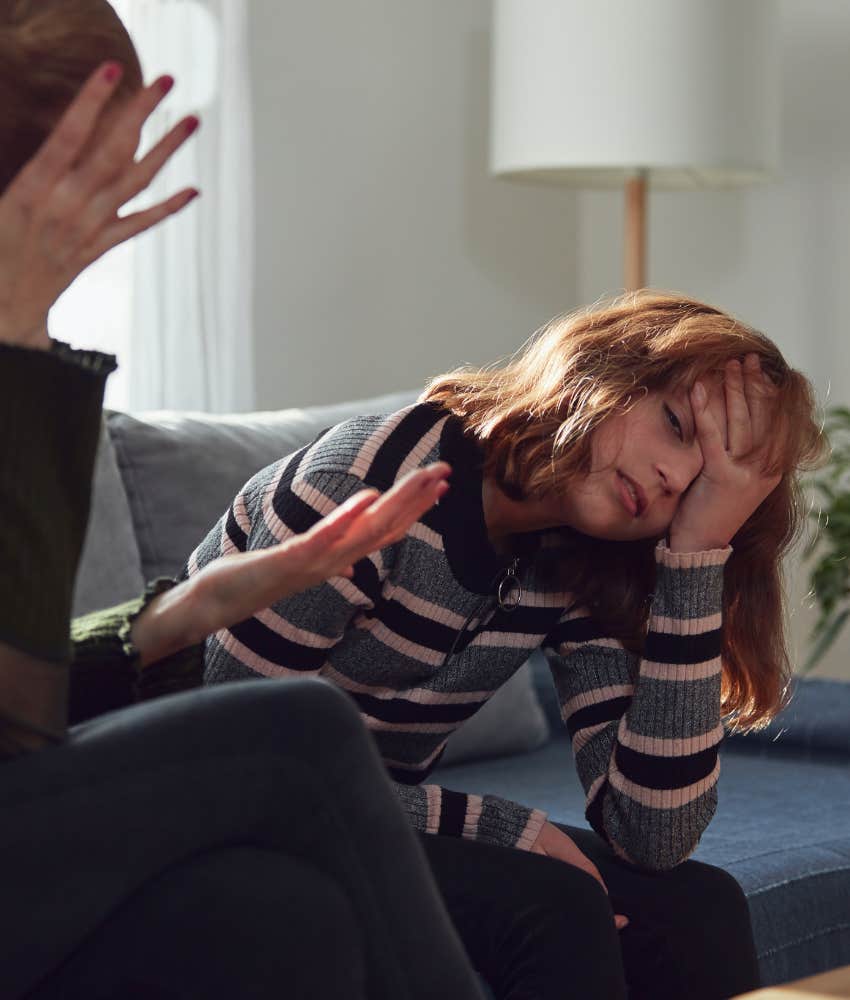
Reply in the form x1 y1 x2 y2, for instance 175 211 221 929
1 679 485 1000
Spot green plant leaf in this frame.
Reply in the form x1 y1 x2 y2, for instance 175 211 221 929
801 608 850 673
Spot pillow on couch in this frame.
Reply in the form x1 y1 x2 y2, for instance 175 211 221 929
73 421 146 617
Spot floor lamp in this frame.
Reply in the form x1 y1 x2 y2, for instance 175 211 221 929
490 0 780 291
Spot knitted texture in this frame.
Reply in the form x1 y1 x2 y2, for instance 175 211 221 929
0 341 115 662
187 402 730 867
69 578 203 725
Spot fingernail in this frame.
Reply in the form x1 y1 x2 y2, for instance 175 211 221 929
103 62 123 84
184 115 200 136
185 188 200 204
693 382 706 405
158 75 175 95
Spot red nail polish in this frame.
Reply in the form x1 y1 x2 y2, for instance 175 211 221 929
184 115 200 136
158 75 175 95
103 62 123 84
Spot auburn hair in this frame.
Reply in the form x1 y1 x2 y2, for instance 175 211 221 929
422 289 827 731
0 0 142 194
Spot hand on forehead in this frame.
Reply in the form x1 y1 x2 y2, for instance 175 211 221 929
676 355 780 457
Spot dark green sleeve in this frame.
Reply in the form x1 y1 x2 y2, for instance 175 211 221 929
69 579 203 726
0 340 116 662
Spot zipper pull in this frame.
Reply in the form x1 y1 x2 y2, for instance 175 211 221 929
497 557 522 612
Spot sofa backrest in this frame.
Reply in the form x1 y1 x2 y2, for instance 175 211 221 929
73 389 418 617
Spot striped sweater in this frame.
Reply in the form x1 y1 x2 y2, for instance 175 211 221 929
187 401 730 871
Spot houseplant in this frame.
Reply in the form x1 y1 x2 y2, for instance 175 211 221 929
801 405 850 672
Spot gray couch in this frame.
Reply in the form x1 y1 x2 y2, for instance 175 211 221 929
74 389 850 992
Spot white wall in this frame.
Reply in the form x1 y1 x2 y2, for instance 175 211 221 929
248 0 578 410
247 1 850 679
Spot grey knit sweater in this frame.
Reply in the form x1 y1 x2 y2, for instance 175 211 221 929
187 402 730 871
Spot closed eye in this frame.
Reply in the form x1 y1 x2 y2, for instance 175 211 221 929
664 403 683 441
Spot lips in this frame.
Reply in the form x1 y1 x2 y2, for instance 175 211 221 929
616 471 646 518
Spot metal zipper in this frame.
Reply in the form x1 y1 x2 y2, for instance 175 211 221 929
442 557 524 667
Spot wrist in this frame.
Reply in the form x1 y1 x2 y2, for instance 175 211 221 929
130 580 197 668
0 319 51 352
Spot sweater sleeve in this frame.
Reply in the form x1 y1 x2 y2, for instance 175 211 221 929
187 438 393 683
68 579 203 726
543 540 731 872
392 782 547 852
0 340 116 662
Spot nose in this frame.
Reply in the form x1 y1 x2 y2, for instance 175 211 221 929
656 453 702 497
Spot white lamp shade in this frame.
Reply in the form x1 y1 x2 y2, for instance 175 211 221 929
490 0 780 189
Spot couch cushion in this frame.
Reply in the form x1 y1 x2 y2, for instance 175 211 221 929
725 677 850 759
72 420 146 617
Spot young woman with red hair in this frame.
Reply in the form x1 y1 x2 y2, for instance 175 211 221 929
189 288 825 999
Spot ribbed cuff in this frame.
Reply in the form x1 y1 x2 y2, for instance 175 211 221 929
651 541 731 620
69 579 204 725
478 794 548 851
655 540 732 569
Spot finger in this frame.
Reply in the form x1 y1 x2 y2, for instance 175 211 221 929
690 381 727 469
8 62 125 203
73 74 177 199
300 490 380 546
743 353 777 452
80 186 200 265
101 115 200 218
723 358 753 457
360 463 451 528
365 477 450 549
616 915 629 930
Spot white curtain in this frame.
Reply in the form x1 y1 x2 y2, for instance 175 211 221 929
116 0 255 413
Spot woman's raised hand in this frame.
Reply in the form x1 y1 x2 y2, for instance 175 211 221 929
0 62 199 350
130 463 453 666
668 353 784 552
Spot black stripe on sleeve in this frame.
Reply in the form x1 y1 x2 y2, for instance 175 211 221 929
366 405 445 491
350 556 383 608
565 696 632 741
614 743 718 791
643 629 722 665
225 505 248 551
438 789 469 838
227 617 327 671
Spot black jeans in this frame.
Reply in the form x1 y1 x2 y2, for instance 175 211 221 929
0 679 485 1000
421 824 760 1000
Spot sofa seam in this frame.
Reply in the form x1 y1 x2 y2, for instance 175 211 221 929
757 920 850 959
